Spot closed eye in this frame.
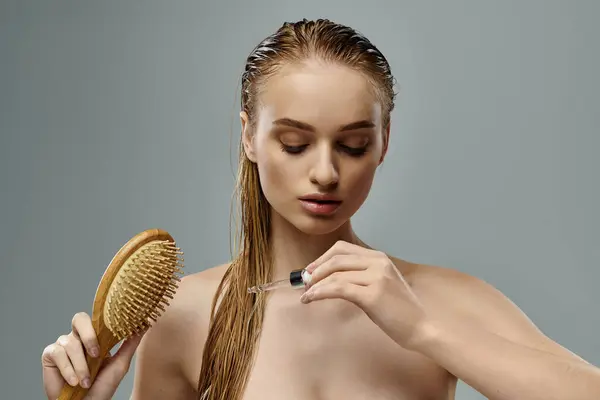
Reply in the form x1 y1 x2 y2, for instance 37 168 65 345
338 144 368 156
280 143 369 156
280 144 308 154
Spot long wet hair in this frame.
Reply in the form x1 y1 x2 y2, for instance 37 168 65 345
196 18 397 400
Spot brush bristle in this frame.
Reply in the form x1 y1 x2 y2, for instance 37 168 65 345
103 239 184 340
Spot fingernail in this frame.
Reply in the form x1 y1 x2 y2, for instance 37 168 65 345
69 376 79 386
300 290 312 303
90 347 99 357
301 269 313 286
81 378 91 388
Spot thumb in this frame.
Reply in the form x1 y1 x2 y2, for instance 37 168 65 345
112 333 145 361
100 333 145 374
85 333 145 398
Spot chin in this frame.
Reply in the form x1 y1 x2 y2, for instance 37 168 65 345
285 212 350 236
267 198 358 236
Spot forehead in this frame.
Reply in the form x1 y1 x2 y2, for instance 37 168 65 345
255 60 382 131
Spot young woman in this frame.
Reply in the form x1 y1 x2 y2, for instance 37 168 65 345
42 18 600 400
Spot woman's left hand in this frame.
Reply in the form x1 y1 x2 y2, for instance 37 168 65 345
301 240 429 350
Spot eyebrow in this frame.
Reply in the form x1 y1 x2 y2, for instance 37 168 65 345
272 118 376 132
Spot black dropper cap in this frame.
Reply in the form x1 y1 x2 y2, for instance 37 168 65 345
289 269 305 288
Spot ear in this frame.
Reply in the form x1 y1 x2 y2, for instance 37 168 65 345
378 122 390 165
240 111 257 163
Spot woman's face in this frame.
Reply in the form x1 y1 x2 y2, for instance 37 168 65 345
241 59 389 235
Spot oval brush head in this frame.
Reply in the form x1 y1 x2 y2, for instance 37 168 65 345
58 228 184 400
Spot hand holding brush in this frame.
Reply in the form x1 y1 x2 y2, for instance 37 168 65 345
41 229 184 400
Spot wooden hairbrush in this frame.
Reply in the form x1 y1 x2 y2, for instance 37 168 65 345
57 228 184 400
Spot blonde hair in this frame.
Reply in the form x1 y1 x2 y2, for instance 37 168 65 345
196 18 397 400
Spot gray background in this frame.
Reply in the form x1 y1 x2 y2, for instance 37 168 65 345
1 1 598 399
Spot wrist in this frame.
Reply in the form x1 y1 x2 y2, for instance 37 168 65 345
405 316 444 353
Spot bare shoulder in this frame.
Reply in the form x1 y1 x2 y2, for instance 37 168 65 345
130 263 230 399
401 260 589 364
407 263 534 331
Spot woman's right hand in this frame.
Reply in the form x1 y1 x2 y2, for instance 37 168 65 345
41 312 144 400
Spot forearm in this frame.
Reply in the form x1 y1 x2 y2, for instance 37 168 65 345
409 318 600 400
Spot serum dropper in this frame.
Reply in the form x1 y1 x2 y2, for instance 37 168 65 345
247 268 312 293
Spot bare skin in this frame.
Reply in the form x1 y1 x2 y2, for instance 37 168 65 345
185 258 457 400
42 249 595 400
134 256 458 400
42 59 600 399
128 251 596 400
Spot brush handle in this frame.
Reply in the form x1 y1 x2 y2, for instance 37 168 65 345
57 326 119 400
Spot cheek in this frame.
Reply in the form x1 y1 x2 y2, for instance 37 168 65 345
255 147 300 199
343 162 378 199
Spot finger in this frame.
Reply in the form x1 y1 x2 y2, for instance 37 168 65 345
87 334 145 398
306 240 374 273
112 333 144 362
41 342 79 387
101 332 145 370
96 334 145 380
57 334 91 388
308 255 370 286
71 312 100 358
312 270 375 290
41 343 67 398
301 280 365 305
306 241 354 272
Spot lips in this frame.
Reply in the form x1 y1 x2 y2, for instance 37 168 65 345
298 194 342 203
302 199 341 204
298 194 342 215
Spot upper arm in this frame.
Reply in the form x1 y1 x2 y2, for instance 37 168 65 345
129 275 207 399
436 268 591 365
130 322 195 399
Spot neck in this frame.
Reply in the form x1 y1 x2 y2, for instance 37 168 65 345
268 210 365 280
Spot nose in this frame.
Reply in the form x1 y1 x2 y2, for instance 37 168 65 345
309 147 339 188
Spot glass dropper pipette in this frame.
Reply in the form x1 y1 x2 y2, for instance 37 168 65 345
247 268 312 293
